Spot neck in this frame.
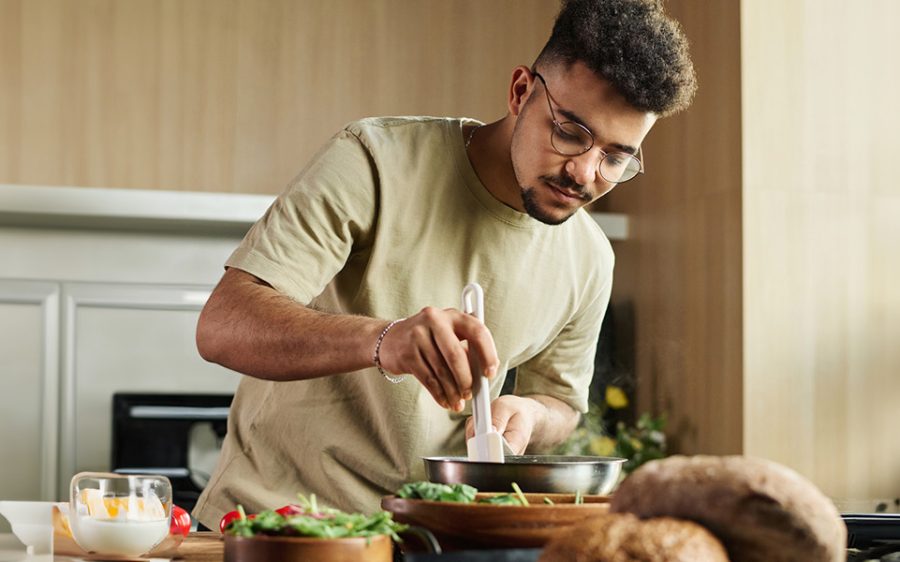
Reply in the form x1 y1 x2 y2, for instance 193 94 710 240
466 117 526 212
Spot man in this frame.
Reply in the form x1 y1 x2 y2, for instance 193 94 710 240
193 0 696 527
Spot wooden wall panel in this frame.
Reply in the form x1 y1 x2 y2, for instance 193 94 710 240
0 0 559 193
0 1 22 182
597 0 744 455
742 0 900 500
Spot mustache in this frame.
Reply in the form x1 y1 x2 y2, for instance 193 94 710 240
539 175 590 201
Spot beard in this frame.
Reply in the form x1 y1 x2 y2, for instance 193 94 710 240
521 185 578 225
519 172 591 226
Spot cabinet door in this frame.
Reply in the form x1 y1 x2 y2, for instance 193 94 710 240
58 283 241 498
0 282 59 531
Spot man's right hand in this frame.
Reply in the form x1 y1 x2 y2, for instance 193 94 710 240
376 307 500 412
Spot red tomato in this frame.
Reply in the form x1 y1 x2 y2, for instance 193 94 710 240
170 505 191 537
219 510 240 534
219 510 256 534
275 504 304 516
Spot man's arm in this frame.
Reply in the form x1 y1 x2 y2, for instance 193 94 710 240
196 267 385 379
196 267 500 412
464 394 580 454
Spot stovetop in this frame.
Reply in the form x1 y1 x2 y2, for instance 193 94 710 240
403 549 541 562
402 546 900 562
845 513 900 562
848 545 900 562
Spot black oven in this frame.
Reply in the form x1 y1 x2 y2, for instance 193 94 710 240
110 393 233 514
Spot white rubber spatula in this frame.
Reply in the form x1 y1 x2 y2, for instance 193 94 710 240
462 283 505 463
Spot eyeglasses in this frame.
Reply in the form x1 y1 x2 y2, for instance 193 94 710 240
532 71 644 184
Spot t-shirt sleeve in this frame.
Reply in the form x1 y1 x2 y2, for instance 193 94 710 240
225 129 376 303
513 264 613 414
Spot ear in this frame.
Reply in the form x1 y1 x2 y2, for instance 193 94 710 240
507 65 536 117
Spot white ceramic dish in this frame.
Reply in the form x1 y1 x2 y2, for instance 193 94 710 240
0 500 61 554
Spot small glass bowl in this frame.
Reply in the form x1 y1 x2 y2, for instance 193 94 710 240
69 472 172 557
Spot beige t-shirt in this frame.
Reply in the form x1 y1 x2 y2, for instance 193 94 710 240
194 116 614 527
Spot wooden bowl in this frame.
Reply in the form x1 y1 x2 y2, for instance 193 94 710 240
224 533 392 562
382 492 610 550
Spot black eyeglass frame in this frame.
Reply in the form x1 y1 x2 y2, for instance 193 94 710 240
532 70 645 184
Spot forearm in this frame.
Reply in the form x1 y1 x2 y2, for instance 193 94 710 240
196 268 387 381
521 394 581 453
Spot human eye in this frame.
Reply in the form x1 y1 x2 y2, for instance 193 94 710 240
605 153 631 167
554 124 581 142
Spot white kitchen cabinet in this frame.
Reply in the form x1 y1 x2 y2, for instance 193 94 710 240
0 281 59 532
61 283 243 497
0 186 262 510
0 282 59 505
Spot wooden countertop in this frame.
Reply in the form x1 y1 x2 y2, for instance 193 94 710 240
176 532 224 562
0 532 223 562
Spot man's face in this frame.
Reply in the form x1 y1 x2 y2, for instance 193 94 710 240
509 62 657 225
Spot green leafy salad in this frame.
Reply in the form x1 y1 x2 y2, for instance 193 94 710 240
396 482 478 503
224 494 407 541
395 481 584 506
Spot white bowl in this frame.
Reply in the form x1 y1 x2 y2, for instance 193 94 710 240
0 500 60 554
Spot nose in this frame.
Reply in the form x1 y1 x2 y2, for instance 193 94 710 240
564 149 604 188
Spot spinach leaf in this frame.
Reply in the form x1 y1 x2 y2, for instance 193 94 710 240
396 481 477 503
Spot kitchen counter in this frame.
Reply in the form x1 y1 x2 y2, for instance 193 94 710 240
0 532 224 562
6 532 889 562
0 532 550 562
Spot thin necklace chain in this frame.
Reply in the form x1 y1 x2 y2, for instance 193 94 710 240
465 124 483 149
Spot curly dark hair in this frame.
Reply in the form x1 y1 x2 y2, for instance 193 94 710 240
536 0 697 116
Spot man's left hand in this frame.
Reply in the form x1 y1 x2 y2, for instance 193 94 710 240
464 394 578 454
464 395 535 454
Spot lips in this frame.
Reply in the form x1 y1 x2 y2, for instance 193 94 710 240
545 181 585 202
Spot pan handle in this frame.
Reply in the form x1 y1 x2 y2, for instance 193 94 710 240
398 525 442 555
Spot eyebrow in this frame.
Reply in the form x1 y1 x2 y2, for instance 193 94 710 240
555 106 640 155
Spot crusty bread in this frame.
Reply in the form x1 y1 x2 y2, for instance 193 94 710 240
610 455 846 562
539 513 729 562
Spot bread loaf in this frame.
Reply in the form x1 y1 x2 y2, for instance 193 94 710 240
610 455 846 562
539 513 729 562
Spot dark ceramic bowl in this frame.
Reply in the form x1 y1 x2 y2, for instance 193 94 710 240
224 533 392 562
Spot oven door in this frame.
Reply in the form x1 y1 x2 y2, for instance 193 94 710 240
111 393 233 514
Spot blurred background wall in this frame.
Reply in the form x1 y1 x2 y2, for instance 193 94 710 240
0 0 557 192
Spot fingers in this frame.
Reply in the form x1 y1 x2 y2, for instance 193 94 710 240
417 342 465 412
500 423 529 455
413 307 498 405
418 307 470 410
412 352 451 410
431 322 473 403
466 416 525 453
463 396 534 454
449 311 500 380
375 306 500 412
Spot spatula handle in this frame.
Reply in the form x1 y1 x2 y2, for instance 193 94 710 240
462 283 491 437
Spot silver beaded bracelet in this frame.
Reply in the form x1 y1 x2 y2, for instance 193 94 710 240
373 318 406 383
